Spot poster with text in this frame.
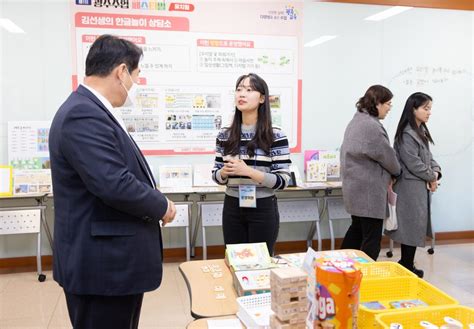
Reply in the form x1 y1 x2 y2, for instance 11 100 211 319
71 0 303 155
8 121 51 170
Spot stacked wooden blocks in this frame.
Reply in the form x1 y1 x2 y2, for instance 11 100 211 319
270 267 308 329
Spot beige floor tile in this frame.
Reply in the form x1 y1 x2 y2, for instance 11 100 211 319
138 263 193 328
0 290 60 324
47 293 71 327
0 317 48 328
0 273 15 293
379 244 474 306
2 271 60 295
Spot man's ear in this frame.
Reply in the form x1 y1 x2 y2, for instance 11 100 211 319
115 63 128 82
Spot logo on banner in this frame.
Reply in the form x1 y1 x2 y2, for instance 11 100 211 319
285 5 298 20
81 0 166 10
259 4 299 21
131 0 167 10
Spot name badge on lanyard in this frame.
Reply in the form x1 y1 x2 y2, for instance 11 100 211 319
239 185 257 208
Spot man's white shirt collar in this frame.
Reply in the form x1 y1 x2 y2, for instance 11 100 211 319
80 83 156 188
81 83 128 134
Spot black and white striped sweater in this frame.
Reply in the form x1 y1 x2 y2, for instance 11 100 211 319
212 124 292 198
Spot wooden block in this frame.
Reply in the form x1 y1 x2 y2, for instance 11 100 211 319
272 290 307 303
272 301 308 322
271 297 308 309
274 309 307 322
271 268 307 285
270 314 306 329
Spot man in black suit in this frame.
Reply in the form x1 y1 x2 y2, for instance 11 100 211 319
49 34 176 329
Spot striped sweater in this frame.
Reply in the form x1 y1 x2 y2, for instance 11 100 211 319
212 124 292 198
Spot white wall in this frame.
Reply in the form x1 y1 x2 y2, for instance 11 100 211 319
303 2 473 233
0 1 472 258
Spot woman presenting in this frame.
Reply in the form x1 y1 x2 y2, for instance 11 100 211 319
212 73 291 255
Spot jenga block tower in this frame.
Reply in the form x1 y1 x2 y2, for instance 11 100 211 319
270 314 306 329
270 267 308 327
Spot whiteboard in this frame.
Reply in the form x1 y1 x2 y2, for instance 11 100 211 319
303 2 473 231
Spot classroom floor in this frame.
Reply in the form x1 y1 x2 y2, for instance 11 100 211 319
0 243 473 329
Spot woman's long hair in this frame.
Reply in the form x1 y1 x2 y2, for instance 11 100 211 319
395 92 434 145
356 85 393 117
223 73 274 158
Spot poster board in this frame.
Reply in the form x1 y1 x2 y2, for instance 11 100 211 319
8 121 51 170
70 0 303 155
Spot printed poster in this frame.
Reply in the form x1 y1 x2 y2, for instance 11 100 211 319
71 0 303 155
8 121 51 169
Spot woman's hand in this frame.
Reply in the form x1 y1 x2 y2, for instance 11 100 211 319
389 177 397 188
427 172 440 192
223 159 251 177
219 164 232 179
428 180 439 192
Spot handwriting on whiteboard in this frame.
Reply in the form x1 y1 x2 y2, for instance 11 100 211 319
390 66 469 87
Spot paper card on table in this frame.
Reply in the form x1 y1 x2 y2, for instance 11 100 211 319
13 169 52 195
361 301 386 310
389 299 427 309
302 247 319 275
158 165 193 188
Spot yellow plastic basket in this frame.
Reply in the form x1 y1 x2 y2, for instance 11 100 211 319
358 261 417 279
358 277 458 328
375 305 474 328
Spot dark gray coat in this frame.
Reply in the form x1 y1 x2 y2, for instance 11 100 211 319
341 111 401 220
386 126 441 247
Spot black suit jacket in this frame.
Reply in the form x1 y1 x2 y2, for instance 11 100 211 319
49 85 168 295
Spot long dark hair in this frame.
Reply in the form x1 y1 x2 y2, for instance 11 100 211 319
223 73 274 158
356 85 393 117
395 92 434 145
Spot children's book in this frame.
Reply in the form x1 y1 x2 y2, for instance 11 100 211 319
304 150 319 173
278 252 306 268
306 160 327 182
361 301 386 310
233 269 271 296
389 299 427 309
319 150 341 179
225 242 274 271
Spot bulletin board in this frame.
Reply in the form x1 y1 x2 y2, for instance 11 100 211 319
70 0 303 155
